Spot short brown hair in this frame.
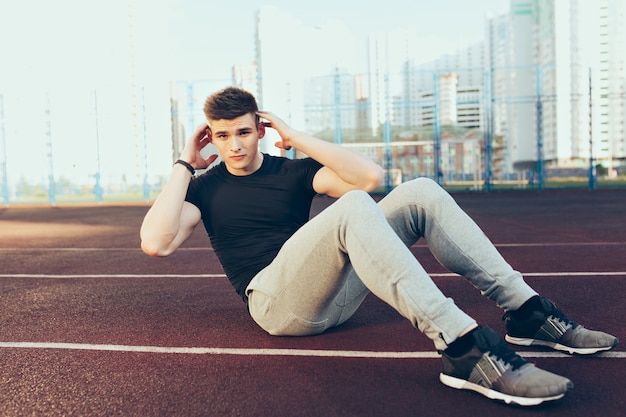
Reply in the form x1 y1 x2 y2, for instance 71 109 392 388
203 87 258 121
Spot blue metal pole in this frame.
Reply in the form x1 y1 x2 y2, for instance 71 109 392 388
142 87 150 202
45 94 56 206
383 74 392 193
285 81 295 159
93 90 103 203
432 72 442 185
0 94 9 206
535 66 544 191
187 82 195 136
483 68 493 192
334 68 343 145
587 67 595 190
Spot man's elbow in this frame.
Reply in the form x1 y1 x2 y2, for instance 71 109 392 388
362 165 384 192
141 239 173 257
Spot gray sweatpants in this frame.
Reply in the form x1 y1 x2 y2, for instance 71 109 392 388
246 178 537 351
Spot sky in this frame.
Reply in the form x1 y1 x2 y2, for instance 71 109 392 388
0 0 510 189
166 0 510 80
0 0 510 90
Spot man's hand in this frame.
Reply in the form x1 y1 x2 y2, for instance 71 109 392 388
180 124 218 169
257 110 382 198
257 111 298 151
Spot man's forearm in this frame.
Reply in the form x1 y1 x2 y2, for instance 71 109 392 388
291 131 383 189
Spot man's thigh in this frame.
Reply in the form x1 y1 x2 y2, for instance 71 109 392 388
246 195 370 335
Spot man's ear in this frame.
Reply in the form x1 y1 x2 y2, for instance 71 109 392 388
258 122 266 138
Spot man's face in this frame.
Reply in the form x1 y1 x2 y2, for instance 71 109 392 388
208 113 265 176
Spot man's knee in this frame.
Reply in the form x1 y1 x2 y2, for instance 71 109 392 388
403 177 444 194
338 189 377 208
334 190 383 221
384 177 455 214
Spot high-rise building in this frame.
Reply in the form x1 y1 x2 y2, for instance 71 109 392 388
591 0 626 170
492 0 626 173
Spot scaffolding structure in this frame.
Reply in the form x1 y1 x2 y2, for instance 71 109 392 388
1 63 624 205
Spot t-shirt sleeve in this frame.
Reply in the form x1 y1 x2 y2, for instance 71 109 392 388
184 177 202 208
298 157 324 195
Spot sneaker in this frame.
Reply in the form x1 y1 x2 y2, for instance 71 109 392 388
504 297 619 355
440 326 573 406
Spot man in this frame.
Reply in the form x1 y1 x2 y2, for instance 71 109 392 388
141 87 618 407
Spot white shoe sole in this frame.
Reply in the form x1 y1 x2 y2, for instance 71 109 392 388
505 335 615 355
439 373 567 406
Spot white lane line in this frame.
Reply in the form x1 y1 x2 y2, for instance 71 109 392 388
0 248 213 252
0 342 623 358
513 272 626 277
0 242 625 252
495 242 626 248
2 272 626 279
0 274 227 279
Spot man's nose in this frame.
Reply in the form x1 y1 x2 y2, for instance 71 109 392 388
231 136 242 150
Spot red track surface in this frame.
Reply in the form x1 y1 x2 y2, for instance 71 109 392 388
1 189 624 416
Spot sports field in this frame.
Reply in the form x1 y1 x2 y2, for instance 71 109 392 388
0 189 624 416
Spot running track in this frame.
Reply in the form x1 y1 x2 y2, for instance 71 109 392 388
0 189 624 416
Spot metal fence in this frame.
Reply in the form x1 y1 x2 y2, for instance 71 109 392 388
1 66 625 205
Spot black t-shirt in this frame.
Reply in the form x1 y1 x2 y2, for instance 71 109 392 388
185 154 323 300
